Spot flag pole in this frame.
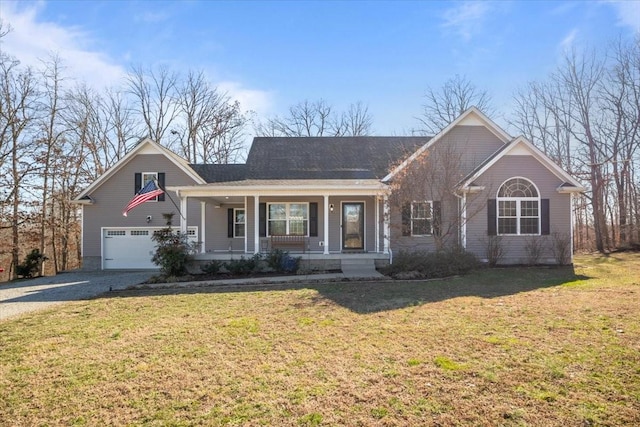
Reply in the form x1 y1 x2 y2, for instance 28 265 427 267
155 179 186 221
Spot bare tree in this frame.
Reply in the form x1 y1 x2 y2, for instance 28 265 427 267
512 39 640 252
174 70 250 163
256 99 373 137
126 65 179 143
0 53 40 279
417 74 494 135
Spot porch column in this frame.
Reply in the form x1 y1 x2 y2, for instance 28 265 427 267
179 195 188 234
254 195 260 254
200 201 206 253
375 196 380 253
383 195 390 254
244 196 248 254
323 195 330 254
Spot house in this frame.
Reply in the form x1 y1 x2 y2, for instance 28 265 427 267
73 107 584 270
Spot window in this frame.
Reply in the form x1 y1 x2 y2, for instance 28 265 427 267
411 201 432 235
497 178 540 235
268 203 308 236
234 209 245 238
142 172 159 202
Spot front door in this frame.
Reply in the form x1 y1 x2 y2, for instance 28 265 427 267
342 202 364 250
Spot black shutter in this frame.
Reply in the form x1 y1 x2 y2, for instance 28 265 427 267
259 203 266 237
157 173 165 201
402 203 411 236
134 173 142 194
432 201 442 236
488 199 497 236
228 208 234 238
309 202 318 237
541 199 550 235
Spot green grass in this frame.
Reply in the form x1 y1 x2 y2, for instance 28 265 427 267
1 253 639 426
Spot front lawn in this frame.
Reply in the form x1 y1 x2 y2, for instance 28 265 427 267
1 253 639 426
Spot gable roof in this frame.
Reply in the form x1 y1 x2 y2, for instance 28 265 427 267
460 136 585 192
73 138 206 201
382 107 511 182
236 137 428 181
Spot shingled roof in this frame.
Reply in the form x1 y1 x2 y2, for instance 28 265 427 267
188 136 430 183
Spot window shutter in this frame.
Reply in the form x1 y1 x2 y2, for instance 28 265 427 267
487 199 497 236
309 202 318 237
402 203 411 236
134 173 142 194
433 201 442 236
157 173 165 201
259 203 266 237
541 199 550 235
228 209 234 238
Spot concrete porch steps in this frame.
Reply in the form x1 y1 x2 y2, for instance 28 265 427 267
340 258 385 279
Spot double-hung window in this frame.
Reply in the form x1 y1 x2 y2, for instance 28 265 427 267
234 209 245 238
411 201 433 236
497 178 540 235
268 203 308 236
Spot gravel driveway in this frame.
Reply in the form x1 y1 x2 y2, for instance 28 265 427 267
0 270 155 321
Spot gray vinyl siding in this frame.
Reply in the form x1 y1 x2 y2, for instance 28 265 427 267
390 194 459 252
204 203 245 253
82 154 201 258
438 125 506 176
465 155 572 264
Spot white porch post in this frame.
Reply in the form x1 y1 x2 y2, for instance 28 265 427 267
254 195 260 254
375 196 380 253
383 195 390 254
323 195 330 254
244 196 248 254
200 201 206 253
179 195 188 234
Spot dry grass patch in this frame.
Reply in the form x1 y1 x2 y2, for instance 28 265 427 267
1 253 639 426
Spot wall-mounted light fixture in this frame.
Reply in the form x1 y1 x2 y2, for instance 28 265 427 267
146 215 152 223
329 204 334 212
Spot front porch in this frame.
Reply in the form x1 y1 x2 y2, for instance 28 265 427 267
168 179 393 263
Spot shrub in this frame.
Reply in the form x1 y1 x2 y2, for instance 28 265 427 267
551 232 571 265
485 236 504 267
16 249 48 278
381 248 478 279
266 249 301 274
151 228 194 276
524 236 546 265
201 260 223 275
225 254 263 275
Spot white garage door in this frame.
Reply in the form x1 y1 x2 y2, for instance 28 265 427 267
102 228 198 269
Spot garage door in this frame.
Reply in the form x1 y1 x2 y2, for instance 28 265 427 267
102 228 198 269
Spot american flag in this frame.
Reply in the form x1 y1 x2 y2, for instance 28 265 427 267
122 180 164 216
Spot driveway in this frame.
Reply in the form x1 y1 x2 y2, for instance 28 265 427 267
0 270 155 321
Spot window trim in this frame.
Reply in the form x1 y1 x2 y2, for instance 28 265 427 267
497 177 541 236
267 202 310 236
142 171 159 202
411 201 433 236
233 208 245 238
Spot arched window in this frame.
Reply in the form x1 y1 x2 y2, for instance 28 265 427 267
497 178 540 235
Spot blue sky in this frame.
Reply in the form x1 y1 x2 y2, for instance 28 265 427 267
1 1 639 135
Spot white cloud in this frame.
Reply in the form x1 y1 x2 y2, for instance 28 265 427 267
217 81 274 117
441 1 491 41
0 1 126 90
559 28 579 52
606 0 640 32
